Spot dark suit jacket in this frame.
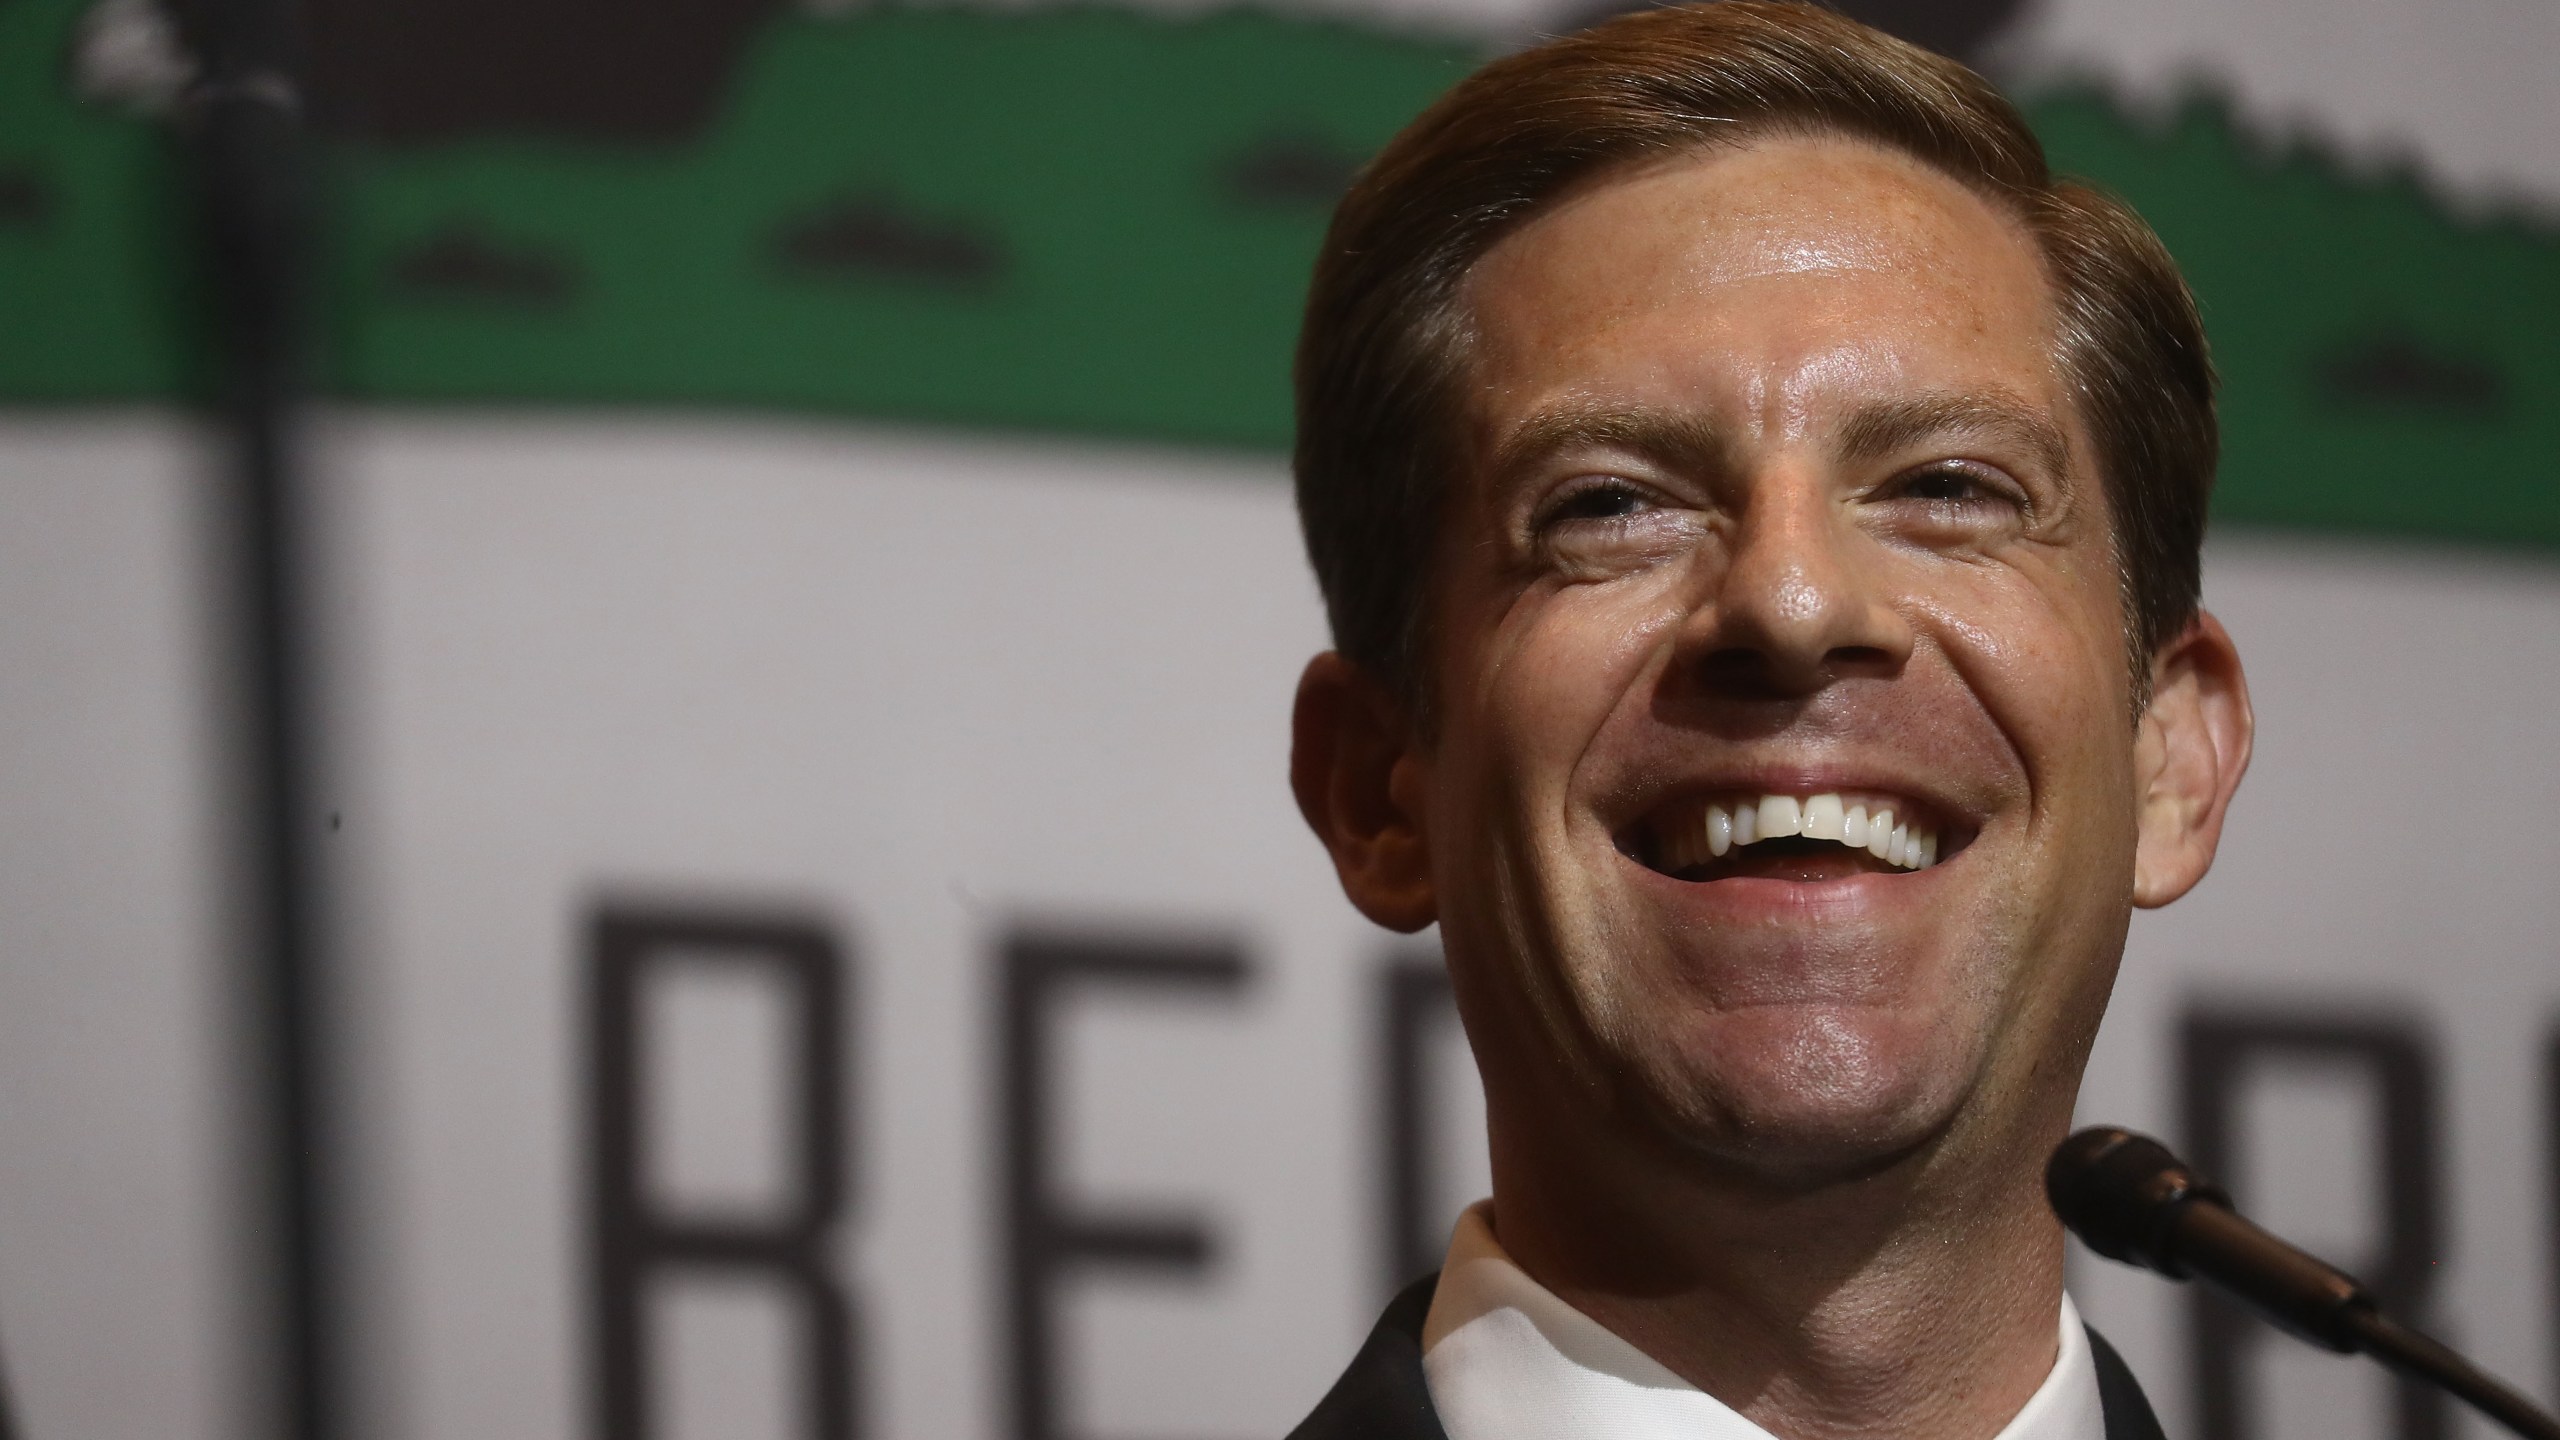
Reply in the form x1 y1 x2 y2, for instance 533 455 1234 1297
1289 1275 2167 1440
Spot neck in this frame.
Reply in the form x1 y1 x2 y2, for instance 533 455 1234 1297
1485 1102 2068 1440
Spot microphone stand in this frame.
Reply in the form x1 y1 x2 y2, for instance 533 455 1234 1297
2050 1127 2560 1440
2337 1306 2560 1440
188 0 336 1436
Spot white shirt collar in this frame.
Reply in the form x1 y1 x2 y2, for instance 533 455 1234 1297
1421 1201 2106 1440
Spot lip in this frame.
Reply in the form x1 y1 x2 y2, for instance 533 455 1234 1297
1616 838 1961 924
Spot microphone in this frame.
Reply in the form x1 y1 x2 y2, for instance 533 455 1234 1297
2048 1126 2560 1440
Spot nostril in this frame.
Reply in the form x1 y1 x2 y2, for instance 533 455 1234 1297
1693 640 1900 695
1695 646 1776 692
1693 644 1848 699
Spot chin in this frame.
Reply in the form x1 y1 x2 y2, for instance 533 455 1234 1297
1615 1001 1986 1187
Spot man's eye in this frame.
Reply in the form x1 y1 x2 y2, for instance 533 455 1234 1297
1889 465 2015 508
1544 481 1652 524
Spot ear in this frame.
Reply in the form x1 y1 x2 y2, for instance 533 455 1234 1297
1290 652 1438 932
2131 610 2255 908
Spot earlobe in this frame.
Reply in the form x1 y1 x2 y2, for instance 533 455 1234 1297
1290 653 1439 932
2130 611 2255 908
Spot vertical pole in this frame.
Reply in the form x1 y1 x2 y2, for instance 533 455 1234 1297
190 0 330 1435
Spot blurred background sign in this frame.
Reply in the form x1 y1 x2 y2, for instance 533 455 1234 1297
2 0 2557 1438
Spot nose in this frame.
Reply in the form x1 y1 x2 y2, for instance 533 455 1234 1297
1679 469 1912 698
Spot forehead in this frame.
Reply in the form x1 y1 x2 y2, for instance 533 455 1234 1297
1459 135 2065 445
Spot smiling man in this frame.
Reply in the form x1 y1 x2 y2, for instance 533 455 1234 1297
1283 6 2254 1440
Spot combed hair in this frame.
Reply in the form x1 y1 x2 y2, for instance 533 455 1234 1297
1293 1 2215 705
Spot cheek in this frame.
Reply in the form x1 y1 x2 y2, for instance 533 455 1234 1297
1919 566 2132 790
1468 573 1690 782
1919 569 2142 995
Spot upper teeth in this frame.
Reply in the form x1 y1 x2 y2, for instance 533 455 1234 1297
1665 794 1940 873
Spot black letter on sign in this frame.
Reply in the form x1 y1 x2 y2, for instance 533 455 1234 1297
589 907 856 1440
1002 933 1249 1440
2547 1020 2560 1407
1379 952 1458 1297
0 1321 18 1440
2181 1009 2444 1440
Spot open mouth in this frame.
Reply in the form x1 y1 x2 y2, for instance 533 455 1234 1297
1623 792 1969 883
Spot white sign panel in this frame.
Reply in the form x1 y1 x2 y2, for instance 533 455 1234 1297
2 414 2554 1440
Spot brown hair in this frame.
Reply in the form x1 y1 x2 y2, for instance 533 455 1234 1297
1293 1 2215 704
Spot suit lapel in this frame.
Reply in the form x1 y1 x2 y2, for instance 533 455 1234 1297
1286 1276 1449 1440
2089 1326 2170 1440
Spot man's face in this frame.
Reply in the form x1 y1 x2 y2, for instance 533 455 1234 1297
1416 135 2143 1181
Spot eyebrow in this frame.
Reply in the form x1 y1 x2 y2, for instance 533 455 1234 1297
1485 401 1735 487
1837 391 2074 481
1484 389 2076 494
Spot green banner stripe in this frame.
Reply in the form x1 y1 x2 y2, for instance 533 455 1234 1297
4 3 2555 548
